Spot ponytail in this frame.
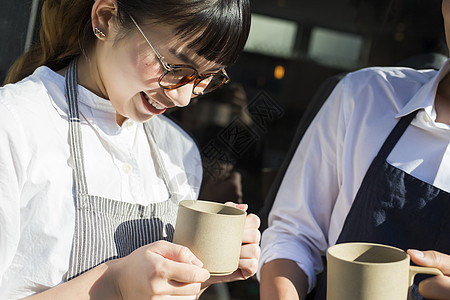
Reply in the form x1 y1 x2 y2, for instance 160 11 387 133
4 0 95 84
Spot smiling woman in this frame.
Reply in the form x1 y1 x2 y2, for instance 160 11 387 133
0 0 261 299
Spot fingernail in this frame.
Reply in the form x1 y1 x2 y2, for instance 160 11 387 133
409 249 424 258
237 204 248 210
191 257 203 267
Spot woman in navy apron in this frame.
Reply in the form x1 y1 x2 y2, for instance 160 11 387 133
0 0 260 298
260 1 450 299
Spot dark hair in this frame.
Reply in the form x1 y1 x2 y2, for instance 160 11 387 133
4 0 250 84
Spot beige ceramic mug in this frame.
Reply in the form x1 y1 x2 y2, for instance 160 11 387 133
327 242 443 300
173 200 247 275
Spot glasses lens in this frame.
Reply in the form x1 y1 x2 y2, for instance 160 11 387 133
193 73 228 95
160 67 197 88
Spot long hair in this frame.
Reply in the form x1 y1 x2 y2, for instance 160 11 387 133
4 0 250 85
4 0 94 84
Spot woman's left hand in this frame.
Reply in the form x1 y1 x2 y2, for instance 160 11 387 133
408 249 450 299
203 203 261 287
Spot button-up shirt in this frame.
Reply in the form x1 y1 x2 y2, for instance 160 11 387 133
0 66 202 299
259 60 450 292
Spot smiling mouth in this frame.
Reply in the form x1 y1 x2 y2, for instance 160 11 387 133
141 91 165 110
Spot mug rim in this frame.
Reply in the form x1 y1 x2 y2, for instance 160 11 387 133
327 242 409 265
178 199 247 217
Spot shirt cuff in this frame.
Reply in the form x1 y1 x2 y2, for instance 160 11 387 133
258 232 324 294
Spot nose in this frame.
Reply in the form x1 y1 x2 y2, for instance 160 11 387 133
164 83 194 107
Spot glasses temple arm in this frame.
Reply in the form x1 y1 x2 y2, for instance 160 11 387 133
129 15 171 71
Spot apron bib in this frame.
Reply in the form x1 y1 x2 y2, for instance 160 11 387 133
64 58 180 280
314 110 450 300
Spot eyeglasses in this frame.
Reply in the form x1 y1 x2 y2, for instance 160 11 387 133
129 15 230 96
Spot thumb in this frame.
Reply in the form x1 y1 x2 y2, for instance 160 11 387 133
151 240 204 268
225 201 248 211
408 249 450 275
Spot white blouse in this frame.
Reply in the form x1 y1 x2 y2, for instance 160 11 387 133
0 66 202 299
259 60 450 293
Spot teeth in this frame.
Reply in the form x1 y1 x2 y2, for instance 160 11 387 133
142 92 165 110
150 100 164 110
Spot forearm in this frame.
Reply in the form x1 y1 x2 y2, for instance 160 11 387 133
23 261 119 300
259 259 308 300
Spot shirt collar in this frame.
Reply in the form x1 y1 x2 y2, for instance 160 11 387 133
36 66 123 133
397 58 450 119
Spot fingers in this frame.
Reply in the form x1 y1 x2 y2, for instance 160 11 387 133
418 275 450 300
408 249 450 275
149 241 210 283
151 240 202 266
149 278 202 297
240 213 261 278
238 258 259 279
224 201 248 211
161 258 210 284
112 242 210 299
242 214 261 244
238 244 260 279
408 249 450 300
244 213 261 229
235 214 261 280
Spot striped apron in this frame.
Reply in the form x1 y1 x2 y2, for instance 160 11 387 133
64 58 180 280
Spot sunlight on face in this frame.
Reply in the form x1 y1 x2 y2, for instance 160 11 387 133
97 20 225 125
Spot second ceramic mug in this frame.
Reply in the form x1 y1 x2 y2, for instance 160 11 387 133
327 242 443 300
173 200 247 275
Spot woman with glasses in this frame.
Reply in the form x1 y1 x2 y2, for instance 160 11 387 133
0 0 260 298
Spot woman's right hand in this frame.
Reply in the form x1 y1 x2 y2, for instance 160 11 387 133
25 240 209 300
107 240 210 299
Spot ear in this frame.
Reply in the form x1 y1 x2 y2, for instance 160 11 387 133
91 0 119 37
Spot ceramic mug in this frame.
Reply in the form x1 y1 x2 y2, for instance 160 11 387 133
173 200 247 275
327 242 443 300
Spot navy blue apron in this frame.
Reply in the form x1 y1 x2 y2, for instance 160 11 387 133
314 110 450 300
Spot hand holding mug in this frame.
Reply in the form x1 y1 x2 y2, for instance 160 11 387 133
408 249 450 300
218 203 261 281
173 200 260 288
203 202 261 287
106 240 210 299
327 242 443 300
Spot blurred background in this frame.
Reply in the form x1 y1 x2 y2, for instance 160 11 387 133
1 0 447 299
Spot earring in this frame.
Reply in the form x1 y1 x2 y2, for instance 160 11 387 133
94 27 106 38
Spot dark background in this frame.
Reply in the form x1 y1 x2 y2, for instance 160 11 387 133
1 0 447 299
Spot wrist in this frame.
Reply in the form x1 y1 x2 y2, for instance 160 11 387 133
89 260 122 300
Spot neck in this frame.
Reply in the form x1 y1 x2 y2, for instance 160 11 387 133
78 55 129 126
77 54 108 100
57 54 129 127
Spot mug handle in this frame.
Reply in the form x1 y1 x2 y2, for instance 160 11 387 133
408 266 443 299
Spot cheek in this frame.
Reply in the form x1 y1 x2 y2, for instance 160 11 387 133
135 54 163 86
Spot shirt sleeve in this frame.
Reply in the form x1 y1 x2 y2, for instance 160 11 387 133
258 76 349 293
0 95 28 284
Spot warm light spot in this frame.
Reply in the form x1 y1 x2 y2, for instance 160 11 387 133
274 65 285 80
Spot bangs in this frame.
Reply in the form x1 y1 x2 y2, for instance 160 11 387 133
119 0 250 66
173 1 251 66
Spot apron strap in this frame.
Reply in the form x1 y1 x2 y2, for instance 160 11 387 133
65 57 89 195
375 110 419 161
65 57 177 199
144 123 177 200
